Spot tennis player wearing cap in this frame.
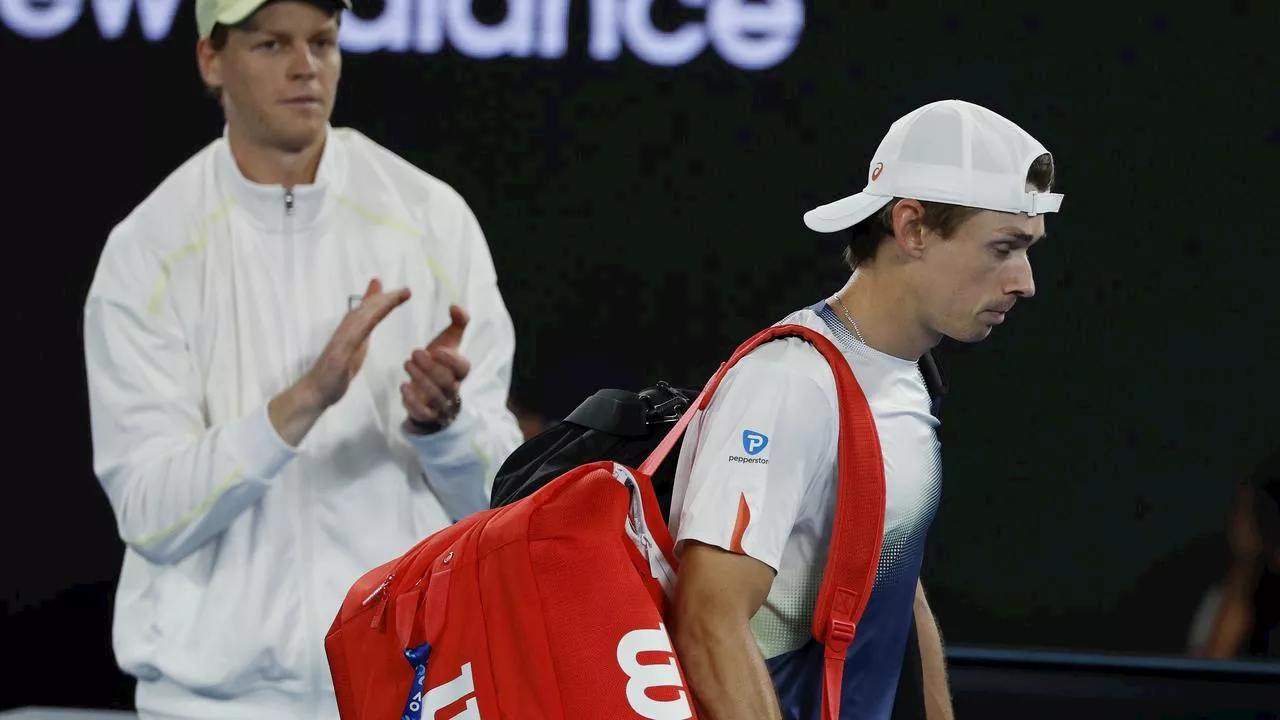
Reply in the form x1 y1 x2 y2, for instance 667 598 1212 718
82 1 524 717
667 99 1062 719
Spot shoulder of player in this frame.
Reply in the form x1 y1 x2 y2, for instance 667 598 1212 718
721 337 839 403
333 127 474 217
100 139 227 262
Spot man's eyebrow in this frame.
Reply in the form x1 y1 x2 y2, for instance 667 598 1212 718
239 22 336 38
993 227 1046 246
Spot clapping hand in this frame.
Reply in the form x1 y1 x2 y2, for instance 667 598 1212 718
401 304 471 432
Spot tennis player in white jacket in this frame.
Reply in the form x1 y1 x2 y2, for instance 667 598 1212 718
81 1 525 717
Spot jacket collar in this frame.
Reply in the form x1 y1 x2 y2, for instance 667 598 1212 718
215 125 346 233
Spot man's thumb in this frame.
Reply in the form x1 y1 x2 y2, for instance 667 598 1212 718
429 304 469 350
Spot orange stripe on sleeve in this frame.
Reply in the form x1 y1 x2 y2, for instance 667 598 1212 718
729 492 751 554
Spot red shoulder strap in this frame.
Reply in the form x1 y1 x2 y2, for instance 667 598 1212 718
804 335 886 720
639 322 885 720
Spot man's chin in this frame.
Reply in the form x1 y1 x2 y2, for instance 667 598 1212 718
270 120 329 153
945 326 994 344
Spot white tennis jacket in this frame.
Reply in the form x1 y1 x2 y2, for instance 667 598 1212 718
82 126 525 719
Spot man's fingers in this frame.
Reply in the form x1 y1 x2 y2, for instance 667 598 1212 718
364 277 382 299
426 304 469 351
404 354 454 411
418 351 461 400
364 288 412 325
343 288 411 350
430 347 471 381
400 383 437 422
448 304 468 330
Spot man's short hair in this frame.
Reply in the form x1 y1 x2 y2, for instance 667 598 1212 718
841 153 1056 270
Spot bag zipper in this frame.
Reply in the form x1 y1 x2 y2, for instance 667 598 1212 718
363 573 394 607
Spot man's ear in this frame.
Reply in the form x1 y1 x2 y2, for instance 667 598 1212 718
196 37 222 91
890 199 928 259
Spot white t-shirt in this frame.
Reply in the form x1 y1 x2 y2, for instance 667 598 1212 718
667 301 943 719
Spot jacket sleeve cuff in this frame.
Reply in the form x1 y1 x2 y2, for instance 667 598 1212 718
225 402 300 481
402 404 480 462
402 406 492 518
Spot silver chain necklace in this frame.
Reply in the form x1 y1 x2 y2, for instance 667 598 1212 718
833 295 867 345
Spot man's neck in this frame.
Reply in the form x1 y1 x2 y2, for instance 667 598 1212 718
831 267 939 361
226 126 327 188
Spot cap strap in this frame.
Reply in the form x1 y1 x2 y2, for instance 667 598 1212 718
1022 190 1064 217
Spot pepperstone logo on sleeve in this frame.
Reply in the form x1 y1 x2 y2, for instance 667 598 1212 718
727 429 769 465
2 0 806 71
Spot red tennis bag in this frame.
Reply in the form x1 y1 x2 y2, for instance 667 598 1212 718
324 324 887 720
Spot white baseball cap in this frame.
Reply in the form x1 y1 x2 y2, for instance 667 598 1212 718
197 0 352 39
803 99 1063 233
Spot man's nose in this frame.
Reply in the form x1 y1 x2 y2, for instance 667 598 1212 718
1008 254 1036 298
288 42 319 77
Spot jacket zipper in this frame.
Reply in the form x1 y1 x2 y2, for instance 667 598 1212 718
283 185 321 708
